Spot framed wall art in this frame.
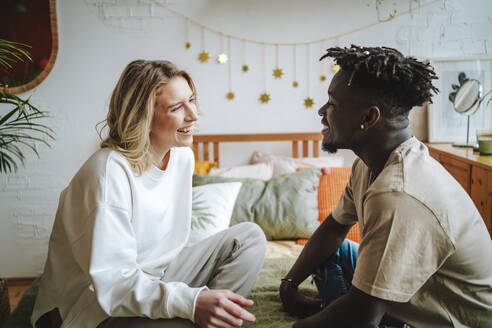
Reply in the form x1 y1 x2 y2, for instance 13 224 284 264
427 56 492 143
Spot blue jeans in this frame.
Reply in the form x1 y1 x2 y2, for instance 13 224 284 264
312 239 408 328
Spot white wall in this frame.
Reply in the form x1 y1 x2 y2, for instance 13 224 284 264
1 0 491 277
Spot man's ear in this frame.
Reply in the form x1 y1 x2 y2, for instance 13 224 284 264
360 106 381 130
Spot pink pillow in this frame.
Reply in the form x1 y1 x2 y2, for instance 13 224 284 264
250 151 344 176
209 162 274 180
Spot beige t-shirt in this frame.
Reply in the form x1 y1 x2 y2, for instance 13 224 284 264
332 137 492 328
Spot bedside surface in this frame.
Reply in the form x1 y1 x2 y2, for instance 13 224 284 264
426 143 492 170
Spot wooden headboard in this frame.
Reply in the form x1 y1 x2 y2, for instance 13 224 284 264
193 132 323 167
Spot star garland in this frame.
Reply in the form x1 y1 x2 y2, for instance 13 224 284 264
272 44 283 79
227 91 235 100
259 44 271 104
217 33 228 64
198 51 210 63
185 18 191 49
217 53 228 64
198 27 209 63
226 37 235 101
292 45 299 88
259 92 271 104
151 0 441 106
273 68 283 79
304 97 315 108
303 44 314 109
241 40 249 73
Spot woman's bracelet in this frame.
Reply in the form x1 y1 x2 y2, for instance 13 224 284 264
280 278 299 289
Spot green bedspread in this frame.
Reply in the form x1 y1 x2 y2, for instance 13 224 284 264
244 258 318 328
2 258 318 328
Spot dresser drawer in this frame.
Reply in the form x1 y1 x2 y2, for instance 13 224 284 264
471 166 492 236
440 154 471 193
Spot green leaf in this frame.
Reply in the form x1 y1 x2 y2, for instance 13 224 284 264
191 194 215 230
458 72 467 85
0 149 19 174
0 106 21 125
0 39 53 174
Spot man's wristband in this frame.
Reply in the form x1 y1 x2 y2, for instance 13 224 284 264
281 278 299 289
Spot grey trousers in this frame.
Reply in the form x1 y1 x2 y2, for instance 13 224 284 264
99 222 267 328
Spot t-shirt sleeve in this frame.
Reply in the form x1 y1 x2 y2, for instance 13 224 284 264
352 192 455 302
331 160 359 226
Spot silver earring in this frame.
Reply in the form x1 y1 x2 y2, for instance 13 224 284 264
360 124 364 130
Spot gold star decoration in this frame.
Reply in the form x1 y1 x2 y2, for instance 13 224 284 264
217 53 228 64
272 67 284 79
320 75 327 82
292 81 299 88
331 63 341 73
241 64 249 73
226 91 235 100
198 51 210 63
259 92 271 104
304 97 315 108
185 42 191 49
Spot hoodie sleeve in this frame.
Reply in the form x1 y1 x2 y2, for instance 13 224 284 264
70 203 205 321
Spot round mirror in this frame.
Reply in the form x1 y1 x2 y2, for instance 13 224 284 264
0 0 58 94
453 79 482 114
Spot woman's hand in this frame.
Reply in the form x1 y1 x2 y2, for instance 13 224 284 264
279 281 322 318
194 289 256 328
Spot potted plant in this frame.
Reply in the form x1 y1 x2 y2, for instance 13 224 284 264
0 39 55 324
0 39 55 174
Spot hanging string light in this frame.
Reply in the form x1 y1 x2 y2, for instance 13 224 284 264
198 27 210 63
149 0 441 104
304 44 314 108
217 33 228 64
272 44 283 79
241 40 249 73
259 43 271 104
226 36 235 100
292 45 299 88
185 18 191 49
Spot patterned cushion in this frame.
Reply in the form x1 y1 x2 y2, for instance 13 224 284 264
297 167 360 244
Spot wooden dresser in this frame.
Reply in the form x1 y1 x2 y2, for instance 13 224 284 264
427 143 492 237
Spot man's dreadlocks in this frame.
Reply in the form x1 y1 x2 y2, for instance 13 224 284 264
320 45 439 112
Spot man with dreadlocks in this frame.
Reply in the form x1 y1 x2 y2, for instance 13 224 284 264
279 45 492 328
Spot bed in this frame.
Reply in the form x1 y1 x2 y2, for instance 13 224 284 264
2 132 358 328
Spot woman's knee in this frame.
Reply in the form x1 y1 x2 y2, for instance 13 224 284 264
236 222 266 246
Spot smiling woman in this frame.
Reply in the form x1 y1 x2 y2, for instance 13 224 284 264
31 59 267 328
0 0 58 94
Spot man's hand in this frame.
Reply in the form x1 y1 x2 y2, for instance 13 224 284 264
279 281 322 318
195 289 256 328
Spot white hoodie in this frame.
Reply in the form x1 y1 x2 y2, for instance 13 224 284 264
32 147 204 328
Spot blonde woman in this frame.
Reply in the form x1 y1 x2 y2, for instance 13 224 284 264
32 60 267 328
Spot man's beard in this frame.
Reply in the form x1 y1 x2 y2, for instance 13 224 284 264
321 141 339 154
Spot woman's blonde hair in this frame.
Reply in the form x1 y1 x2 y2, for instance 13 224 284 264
98 60 197 175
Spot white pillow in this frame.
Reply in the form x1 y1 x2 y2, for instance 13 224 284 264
188 182 242 245
250 151 344 176
208 162 274 180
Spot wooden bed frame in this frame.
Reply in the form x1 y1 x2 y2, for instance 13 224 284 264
193 132 323 167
